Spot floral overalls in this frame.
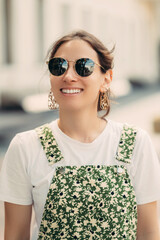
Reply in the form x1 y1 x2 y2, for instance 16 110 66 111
35 124 138 239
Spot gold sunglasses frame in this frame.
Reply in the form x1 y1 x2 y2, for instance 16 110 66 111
46 57 105 76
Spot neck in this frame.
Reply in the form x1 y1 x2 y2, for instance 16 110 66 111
58 108 107 143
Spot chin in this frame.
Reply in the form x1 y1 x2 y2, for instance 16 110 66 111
59 103 83 111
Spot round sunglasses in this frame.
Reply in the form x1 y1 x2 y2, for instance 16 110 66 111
46 57 105 77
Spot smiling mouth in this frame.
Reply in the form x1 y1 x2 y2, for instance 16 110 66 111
60 89 83 94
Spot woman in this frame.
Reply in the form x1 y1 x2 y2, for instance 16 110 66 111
0 30 160 240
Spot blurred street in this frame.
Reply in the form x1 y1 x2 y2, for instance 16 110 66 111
0 85 160 239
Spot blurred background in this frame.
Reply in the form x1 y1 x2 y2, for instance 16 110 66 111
0 0 160 238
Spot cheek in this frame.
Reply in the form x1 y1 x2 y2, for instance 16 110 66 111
50 75 53 86
50 77 58 92
89 75 104 91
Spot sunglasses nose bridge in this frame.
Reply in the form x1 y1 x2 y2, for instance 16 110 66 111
67 60 75 69
63 60 78 81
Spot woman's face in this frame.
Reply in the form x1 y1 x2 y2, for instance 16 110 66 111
50 39 110 112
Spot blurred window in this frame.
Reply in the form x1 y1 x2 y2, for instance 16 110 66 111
37 0 44 62
98 13 108 43
61 4 70 34
82 9 91 31
3 0 12 64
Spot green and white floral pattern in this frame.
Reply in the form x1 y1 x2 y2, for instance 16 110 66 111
36 124 137 240
36 124 64 165
116 124 137 164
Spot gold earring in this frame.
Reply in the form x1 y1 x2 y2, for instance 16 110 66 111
100 90 109 110
48 90 59 110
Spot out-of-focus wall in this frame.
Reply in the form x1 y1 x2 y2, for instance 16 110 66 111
0 0 159 108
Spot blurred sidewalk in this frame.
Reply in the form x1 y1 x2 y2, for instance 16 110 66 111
0 87 160 239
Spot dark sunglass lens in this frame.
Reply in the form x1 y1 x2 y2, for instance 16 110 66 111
75 58 95 77
48 58 68 76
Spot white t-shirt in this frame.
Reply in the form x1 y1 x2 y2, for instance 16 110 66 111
0 119 160 239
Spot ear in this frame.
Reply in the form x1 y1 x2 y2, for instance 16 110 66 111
100 69 113 92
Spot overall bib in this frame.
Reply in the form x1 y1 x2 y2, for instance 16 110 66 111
35 124 137 239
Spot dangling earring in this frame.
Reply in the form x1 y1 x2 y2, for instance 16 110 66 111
100 89 109 110
48 90 59 110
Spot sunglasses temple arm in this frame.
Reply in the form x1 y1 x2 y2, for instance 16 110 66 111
96 63 105 71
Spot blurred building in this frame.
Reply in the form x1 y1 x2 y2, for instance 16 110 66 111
0 0 160 109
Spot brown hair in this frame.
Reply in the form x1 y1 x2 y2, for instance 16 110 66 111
47 30 114 117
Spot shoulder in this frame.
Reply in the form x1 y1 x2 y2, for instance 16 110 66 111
14 128 38 144
11 128 40 154
3 128 40 171
107 119 123 137
108 119 155 156
5 121 56 164
12 120 57 147
108 119 149 139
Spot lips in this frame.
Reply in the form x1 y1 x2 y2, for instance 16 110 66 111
60 88 83 94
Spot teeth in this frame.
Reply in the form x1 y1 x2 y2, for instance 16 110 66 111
61 89 81 94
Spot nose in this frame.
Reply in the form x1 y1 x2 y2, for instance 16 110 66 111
62 62 78 83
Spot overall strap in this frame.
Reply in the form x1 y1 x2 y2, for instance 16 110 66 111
116 124 137 164
35 124 64 165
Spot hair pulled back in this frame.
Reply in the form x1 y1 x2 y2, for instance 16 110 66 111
47 30 114 117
